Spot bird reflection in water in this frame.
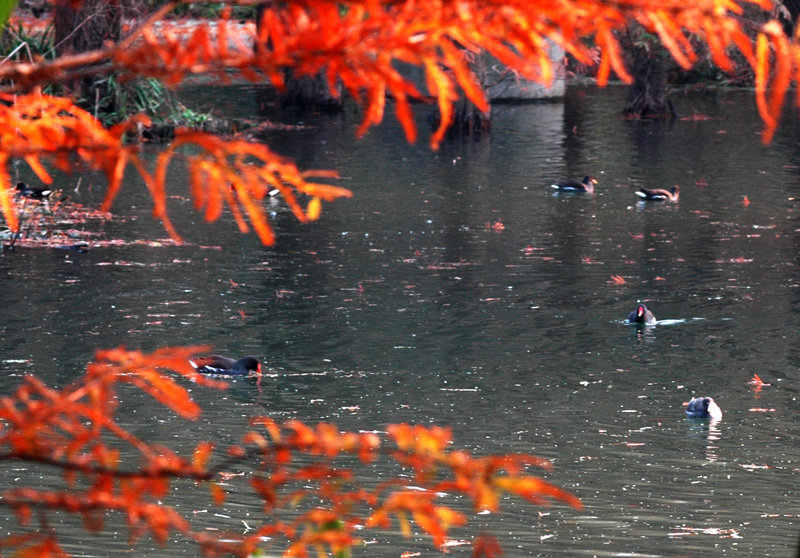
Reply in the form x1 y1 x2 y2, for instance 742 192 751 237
685 397 723 461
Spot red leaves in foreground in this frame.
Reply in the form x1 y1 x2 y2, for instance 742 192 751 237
0 91 350 245
2 0 797 147
0 347 581 557
155 131 351 245
1 0 798 244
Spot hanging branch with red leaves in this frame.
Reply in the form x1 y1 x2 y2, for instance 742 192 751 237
0 346 581 557
0 90 351 245
0 0 798 243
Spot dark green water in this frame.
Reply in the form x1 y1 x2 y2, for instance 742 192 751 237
1 84 799 556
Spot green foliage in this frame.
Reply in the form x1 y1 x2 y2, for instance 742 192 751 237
91 75 163 126
165 1 260 20
166 103 212 128
0 22 210 133
0 0 18 31
0 21 54 61
91 75 211 130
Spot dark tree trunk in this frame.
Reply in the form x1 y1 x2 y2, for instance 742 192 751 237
450 96 491 137
280 70 343 111
53 0 123 101
431 51 491 140
620 26 678 120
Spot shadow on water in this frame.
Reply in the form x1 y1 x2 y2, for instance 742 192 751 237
2 84 800 555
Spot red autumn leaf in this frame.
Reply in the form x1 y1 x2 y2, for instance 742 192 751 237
307 196 322 221
493 475 583 510
209 482 226 506
192 442 215 471
748 373 769 386
472 533 504 558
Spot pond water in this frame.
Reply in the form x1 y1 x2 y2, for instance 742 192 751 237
2 84 800 556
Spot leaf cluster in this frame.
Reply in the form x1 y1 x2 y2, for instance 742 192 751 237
0 89 350 244
0 347 582 557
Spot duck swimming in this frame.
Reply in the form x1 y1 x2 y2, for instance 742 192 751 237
189 355 261 376
551 176 598 194
685 396 722 421
628 304 656 325
635 186 680 202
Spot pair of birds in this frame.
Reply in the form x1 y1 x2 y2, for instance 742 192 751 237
197 353 724 420
199 311 724 422
627 304 723 421
552 176 680 202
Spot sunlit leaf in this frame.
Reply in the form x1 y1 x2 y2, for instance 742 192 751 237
192 442 214 471
307 196 322 221
210 482 226 505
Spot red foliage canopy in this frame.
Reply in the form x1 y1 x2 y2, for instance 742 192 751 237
0 0 796 243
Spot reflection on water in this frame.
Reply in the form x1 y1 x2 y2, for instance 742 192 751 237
1 84 800 555
686 418 722 462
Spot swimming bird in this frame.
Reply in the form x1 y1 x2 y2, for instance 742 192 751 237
635 186 680 202
551 176 597 194
189 355 261 376
685 396 722 421
15 182 52 200
628 304 656 325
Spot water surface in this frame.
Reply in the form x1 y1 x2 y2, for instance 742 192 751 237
1 84 799 556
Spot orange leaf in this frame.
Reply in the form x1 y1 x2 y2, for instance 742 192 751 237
754 32 776 137
649 12 695 69
397 511 412 538
210 482 226 505
394 94 417 144
192 442 214 470
765 22 791 141
307 196 322 221
0 173 18 232
494 475 583 510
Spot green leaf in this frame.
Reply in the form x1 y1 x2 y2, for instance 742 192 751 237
0 0 19 30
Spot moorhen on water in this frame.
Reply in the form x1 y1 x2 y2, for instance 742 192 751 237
15 182 52 200
635 186 680 202
628 304 656 325
189 355 262 376
685 396 722 421
551 176 598 194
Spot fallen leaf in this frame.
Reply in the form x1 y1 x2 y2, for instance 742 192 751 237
680 113 714 121
748 374 769 386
